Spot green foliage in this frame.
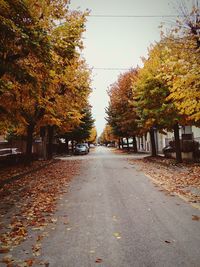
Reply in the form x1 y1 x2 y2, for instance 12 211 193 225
62 106 94 142
133 43 181 133
0 0 51 79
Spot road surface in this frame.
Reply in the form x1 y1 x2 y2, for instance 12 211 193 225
41 147 200 267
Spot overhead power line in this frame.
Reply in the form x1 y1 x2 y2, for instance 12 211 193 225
88 14 181 18
93 67 130 70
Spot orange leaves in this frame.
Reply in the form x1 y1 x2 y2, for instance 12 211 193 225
192 215 200 221
100 125 116 143
9 221 27 244
0 2 91 143
88 127 97 143
106 68 139 138
0 160 80 265
25 258 34 266
1 255 13 265
0 220 27 250
0 247 10 254
158 22 200 125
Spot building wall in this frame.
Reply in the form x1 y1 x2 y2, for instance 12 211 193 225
138 126 200 154
192 126 200 142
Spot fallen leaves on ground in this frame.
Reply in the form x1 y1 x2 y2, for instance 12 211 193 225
0 160 80 265
0 247 10 253
25 258 34 266
0 160 55 184
130 156 200 203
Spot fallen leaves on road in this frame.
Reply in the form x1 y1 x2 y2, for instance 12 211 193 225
25 258 34 266
0 160 55 184
130 156 200 204
0 160 80 265
0 247 10 254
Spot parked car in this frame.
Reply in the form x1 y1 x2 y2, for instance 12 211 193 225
89 144 95 148
74 144 89 155
107 143 115 147
82 143 90 152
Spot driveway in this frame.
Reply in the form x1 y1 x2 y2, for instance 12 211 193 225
39 147 200 267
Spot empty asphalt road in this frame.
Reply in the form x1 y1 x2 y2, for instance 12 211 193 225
41 147 200 267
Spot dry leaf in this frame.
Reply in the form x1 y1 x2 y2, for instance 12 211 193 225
0 161 80 258
0 247 10 253
192 215 200 221
113 232 121 239
2 255 12 263
25 258 34 266
95 258 103 263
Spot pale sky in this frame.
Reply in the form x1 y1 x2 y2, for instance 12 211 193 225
69 0 194 135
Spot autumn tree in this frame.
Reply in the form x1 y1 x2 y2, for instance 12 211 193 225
133 42 185 161
99 124 117 146
145 1 200 161
159 2 200 126
60 106 94 152
106 69 139 151
0 0 52 141
0 1 92 162
40 11 91 159
88 127 97 144
0 0 51 79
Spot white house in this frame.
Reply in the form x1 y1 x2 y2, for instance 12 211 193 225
136 126 200 154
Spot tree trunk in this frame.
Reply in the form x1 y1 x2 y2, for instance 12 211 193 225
42 127 47 160
118 138 121 149
121 138 124 149
149 127 157 157
132 135 138 153
71 140 75 154
126 137 129 151
173 123 182 163
26 123 34 164
47 125 54 160
65 137 69 154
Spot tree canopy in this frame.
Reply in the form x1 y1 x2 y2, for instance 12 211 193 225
104 1 200 162
0 0 92 161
